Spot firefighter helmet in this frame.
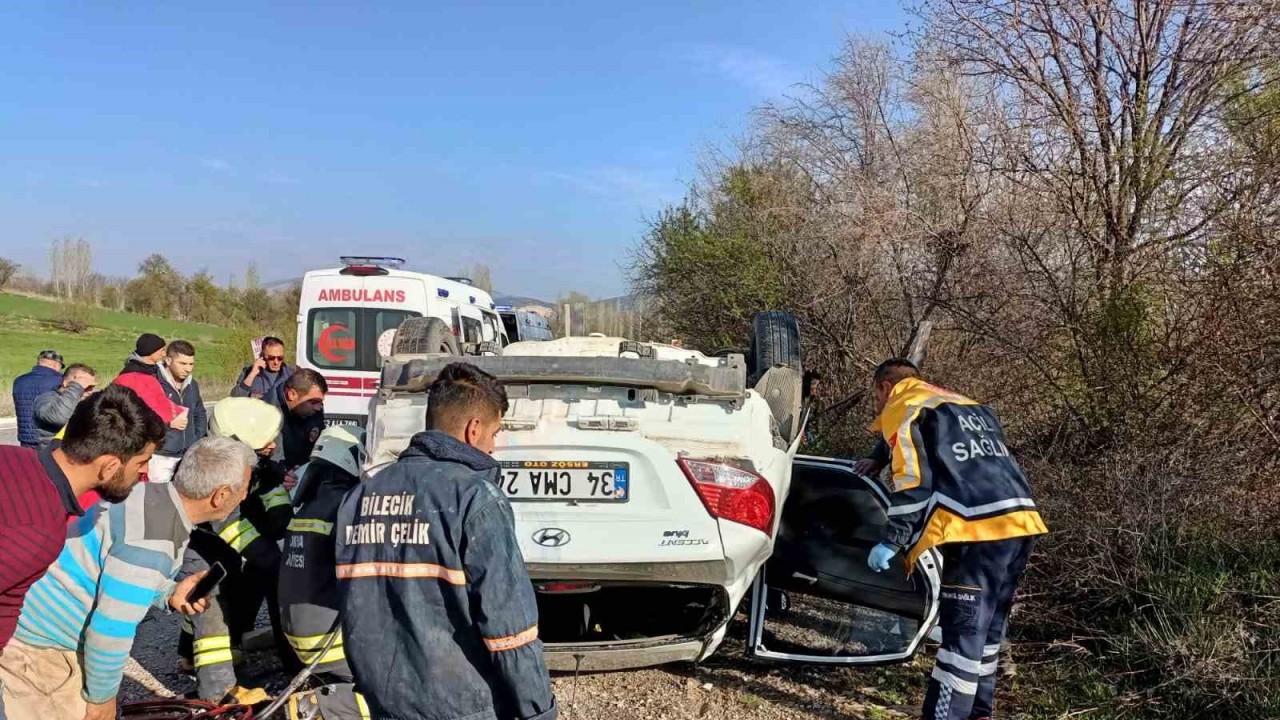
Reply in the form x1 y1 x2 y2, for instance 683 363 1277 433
209 397 283 452
311 424 367 477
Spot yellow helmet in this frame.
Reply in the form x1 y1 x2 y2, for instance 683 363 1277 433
209 397 283 452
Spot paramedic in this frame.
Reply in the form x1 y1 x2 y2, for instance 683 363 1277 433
865 359 1047 720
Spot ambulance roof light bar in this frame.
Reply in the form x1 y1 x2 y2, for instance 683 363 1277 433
339 256 405 277
340 256 406 270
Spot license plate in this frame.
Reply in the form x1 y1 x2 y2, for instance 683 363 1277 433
500 461 630 502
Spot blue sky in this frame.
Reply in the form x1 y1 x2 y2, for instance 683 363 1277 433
0 2 906 300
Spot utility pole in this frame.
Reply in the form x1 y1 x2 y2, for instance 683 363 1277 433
562 303 572 338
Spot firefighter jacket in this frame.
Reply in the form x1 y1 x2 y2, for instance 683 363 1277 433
335 431 557 720
872 377 1047 567
216 454 293 556
279 460 359 677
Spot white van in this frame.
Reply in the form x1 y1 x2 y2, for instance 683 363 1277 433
497 306 555 343
296 256 507 426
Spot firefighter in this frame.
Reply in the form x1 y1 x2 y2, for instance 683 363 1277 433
864 359 1047 720
278 425 369 720
334 362 557 720
177 397 292 704
272 369 328 471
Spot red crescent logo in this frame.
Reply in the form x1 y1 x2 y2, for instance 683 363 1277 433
318 324 355 363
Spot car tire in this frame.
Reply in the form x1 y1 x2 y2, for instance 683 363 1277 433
392 317 460 356
749 311 802 385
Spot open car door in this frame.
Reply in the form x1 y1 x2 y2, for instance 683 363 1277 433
748 455 941 664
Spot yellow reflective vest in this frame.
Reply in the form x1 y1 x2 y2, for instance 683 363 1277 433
871 378 1047 567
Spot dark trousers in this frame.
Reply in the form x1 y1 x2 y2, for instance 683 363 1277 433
922 537 1035 720
312 676 368 720
179 528 289 700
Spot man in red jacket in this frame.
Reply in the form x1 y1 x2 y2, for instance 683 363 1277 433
0 385 166 718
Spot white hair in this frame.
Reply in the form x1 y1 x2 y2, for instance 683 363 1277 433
173 436 257 500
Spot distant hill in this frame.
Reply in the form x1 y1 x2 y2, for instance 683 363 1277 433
264 277 303 290
591 294 640 311
495 294 641 312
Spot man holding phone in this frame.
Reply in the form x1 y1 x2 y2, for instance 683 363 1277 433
3 436 257 720
231 336 294 400
153 340 209 483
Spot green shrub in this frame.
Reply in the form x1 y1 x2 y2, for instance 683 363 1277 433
52 302 93 334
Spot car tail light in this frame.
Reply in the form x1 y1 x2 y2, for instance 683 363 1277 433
677 458 775 535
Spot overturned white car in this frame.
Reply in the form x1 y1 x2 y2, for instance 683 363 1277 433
366 312 941 671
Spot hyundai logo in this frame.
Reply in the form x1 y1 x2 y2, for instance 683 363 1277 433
532 528 571 548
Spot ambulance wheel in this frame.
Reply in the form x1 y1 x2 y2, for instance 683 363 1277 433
392 317 460 356
748 311 802 386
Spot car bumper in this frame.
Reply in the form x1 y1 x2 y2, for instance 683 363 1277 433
544 638 709 672
528 560 755 671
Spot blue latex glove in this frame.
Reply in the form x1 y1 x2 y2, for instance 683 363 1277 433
867 543 897 573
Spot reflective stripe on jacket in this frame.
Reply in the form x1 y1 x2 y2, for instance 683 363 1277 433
280 461 357 676
871 377 1047 567
336 431 557 720
212 455 293 556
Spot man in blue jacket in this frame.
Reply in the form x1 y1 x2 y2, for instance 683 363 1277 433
230 337 294 401
335 362 557 720
12 350 63 448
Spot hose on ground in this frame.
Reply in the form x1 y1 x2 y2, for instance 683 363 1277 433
254 615 343 720
119 698 254 719
121 616 342 720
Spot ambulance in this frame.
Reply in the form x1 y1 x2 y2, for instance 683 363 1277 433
296 256 507 427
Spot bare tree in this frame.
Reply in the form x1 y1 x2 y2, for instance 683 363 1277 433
49 237 94 302
910 0 1280 435
470 264 494 294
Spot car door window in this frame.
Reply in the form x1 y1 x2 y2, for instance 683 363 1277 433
747 456 941 665
481 313 499 342
461 317 483 344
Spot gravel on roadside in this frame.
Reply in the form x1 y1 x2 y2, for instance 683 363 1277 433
122 612 930 719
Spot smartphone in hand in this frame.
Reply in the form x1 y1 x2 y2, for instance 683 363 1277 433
188 562 227 603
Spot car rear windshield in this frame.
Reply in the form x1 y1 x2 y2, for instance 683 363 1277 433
307 307 419 371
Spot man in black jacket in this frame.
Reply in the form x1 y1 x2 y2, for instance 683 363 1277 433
12 349 63 448
335 362 556 720
152 341 208 482
269 370 328 491
120 334 167 378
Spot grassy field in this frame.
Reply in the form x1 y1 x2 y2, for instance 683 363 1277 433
0 293 265 415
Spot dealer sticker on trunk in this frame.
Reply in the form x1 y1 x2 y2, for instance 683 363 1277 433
500 460 630 502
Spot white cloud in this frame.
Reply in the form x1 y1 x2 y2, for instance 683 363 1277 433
201 157 232 172
686 44 795 97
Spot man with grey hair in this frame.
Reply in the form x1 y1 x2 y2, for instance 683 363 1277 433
4 436 256 720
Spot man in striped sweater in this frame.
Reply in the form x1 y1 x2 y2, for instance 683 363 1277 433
2 436 258 720
0 385 166 665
